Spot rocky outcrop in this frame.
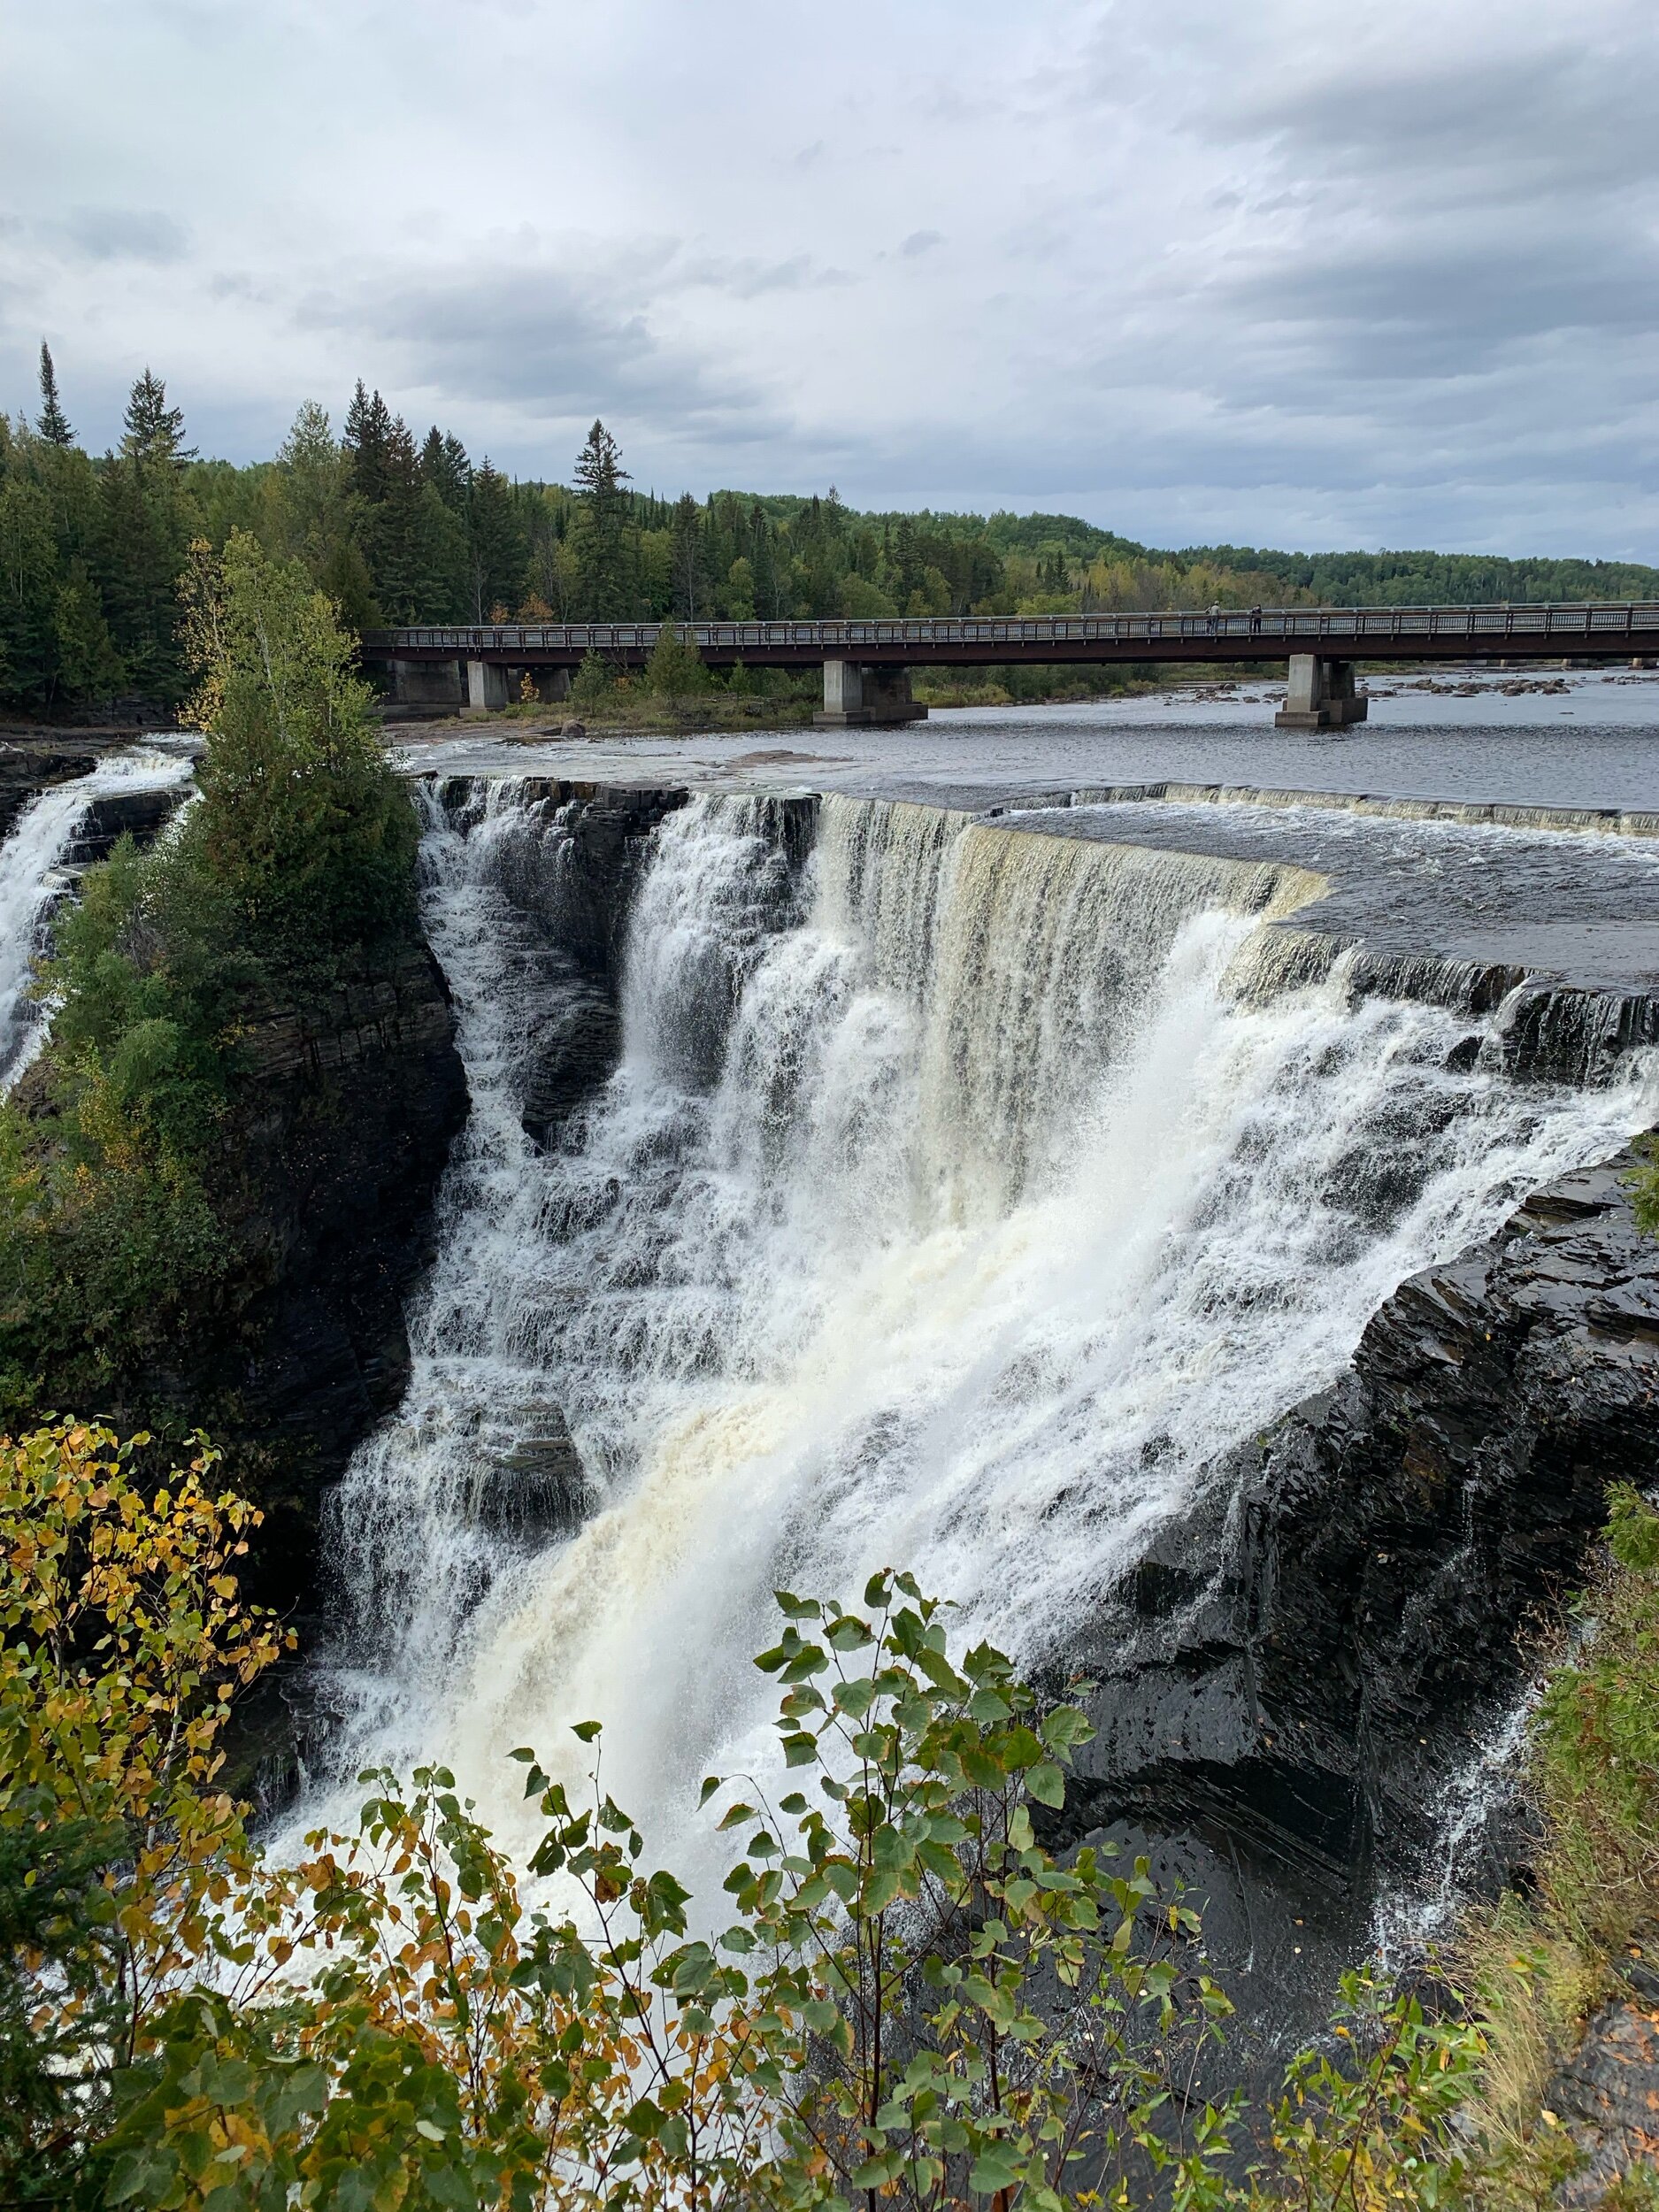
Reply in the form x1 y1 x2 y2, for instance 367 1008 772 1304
1062 1140 1659 1966
0 739 106 836
430 777 691 1144
134 942 468 1613
1549 1941 1659 2205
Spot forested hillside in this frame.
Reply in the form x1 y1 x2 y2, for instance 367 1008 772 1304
5 349 1658 716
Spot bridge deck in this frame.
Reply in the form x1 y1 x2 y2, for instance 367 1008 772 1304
363 603 1659 670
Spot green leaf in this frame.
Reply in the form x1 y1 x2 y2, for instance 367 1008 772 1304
571 1719 603 1743
969 2144 1025 2193
1026 1762 1065 1809
698 1775 721 1805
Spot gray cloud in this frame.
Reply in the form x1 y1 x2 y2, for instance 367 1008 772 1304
59 205 188 264
2 0 1655 555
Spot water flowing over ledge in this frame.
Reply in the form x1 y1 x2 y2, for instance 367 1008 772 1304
0 747 196 1090
296 780 1658 1916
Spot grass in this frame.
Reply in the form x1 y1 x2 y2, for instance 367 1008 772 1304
1454 1485 1659 2204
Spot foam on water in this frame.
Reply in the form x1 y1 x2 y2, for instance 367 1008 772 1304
303 787 1658 1895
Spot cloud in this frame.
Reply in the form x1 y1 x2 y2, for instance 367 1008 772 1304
1 0 1654 555
58 205 188 264
293 260 785 443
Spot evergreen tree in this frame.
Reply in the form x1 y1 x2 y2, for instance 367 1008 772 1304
120 367 195 469
643 619 707 697
0 479 60 705
36 342 73 448
420 426 472 515
342 382 394 511
669 492 707 618
94 449 191 703
572 419 634 618
467 459 528 618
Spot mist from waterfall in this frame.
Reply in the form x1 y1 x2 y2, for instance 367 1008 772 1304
306 784 1658 1889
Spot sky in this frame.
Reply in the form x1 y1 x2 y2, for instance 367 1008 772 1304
4 0 1657 558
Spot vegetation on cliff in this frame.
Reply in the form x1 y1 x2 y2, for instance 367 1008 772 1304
1 1421 1495 2212
8 348 1658 719
0 533 419 1417
1456 1484 1659 2206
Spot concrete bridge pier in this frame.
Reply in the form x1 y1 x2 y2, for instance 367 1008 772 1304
463 658 511 716
813 659 928 726
1276 654 1368 730
391 657 465 707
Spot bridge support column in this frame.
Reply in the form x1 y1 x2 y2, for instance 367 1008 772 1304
392 657 465 706
1276 654 1368 729
813 659 927 726
463 658 510 716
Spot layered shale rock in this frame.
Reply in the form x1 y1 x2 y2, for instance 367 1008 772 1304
1064 1139 1659 1962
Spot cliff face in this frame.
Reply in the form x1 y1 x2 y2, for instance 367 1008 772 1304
1061 1141 1659 2001
155 941 468 1611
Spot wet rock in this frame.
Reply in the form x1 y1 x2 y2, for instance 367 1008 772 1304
1549 1939 1659 2204
1065 1137 1659 1920
470 1409 588 1539
520 978 621 1145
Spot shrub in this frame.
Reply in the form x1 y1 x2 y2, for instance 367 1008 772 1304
0 1425 1503 2212
643 622 708 699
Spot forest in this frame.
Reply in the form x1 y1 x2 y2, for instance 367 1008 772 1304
4 345 1659 717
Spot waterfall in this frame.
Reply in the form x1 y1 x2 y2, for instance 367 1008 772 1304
303 786 1658 1893
0 749 196 1091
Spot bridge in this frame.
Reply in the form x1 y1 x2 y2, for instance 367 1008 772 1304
361 601 1659 731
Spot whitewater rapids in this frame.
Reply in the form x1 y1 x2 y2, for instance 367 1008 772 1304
306 785 1658 1890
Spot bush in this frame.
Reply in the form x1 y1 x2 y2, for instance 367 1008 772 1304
0 1425 1502 2212
643 622 708 698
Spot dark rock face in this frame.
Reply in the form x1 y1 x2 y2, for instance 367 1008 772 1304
1064 1141 1659 1962
1549 1941 1659 2205
429 777 692 1142
0 740 106 837
146 942 468 1612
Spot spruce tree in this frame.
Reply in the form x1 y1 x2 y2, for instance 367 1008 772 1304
467 460 528 619
36 342 73 448
120 368 195 468
572 420 634 618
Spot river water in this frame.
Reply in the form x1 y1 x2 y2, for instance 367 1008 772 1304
394 665 1659 810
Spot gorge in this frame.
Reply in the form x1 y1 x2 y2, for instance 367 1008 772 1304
2 705 1655 2097
261 762 1659 2042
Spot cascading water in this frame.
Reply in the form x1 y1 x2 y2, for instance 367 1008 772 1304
306 784 1658 1897
0 749 196 1090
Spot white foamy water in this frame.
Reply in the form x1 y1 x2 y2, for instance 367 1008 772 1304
0 749 196 1090
303 785 1657 1892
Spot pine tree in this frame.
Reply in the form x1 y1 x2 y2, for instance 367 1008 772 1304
572 420 634 618
120 368 195 469
36 342 73 448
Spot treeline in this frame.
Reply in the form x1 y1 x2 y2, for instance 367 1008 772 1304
6 344 1659 717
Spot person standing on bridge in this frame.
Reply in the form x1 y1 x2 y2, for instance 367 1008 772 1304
1250 604 1262 636
1209 602 1221 635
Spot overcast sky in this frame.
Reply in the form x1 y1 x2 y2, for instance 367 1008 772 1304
4 0 1657 557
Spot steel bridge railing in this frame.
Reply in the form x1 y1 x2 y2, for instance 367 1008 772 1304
364 603 1659 656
